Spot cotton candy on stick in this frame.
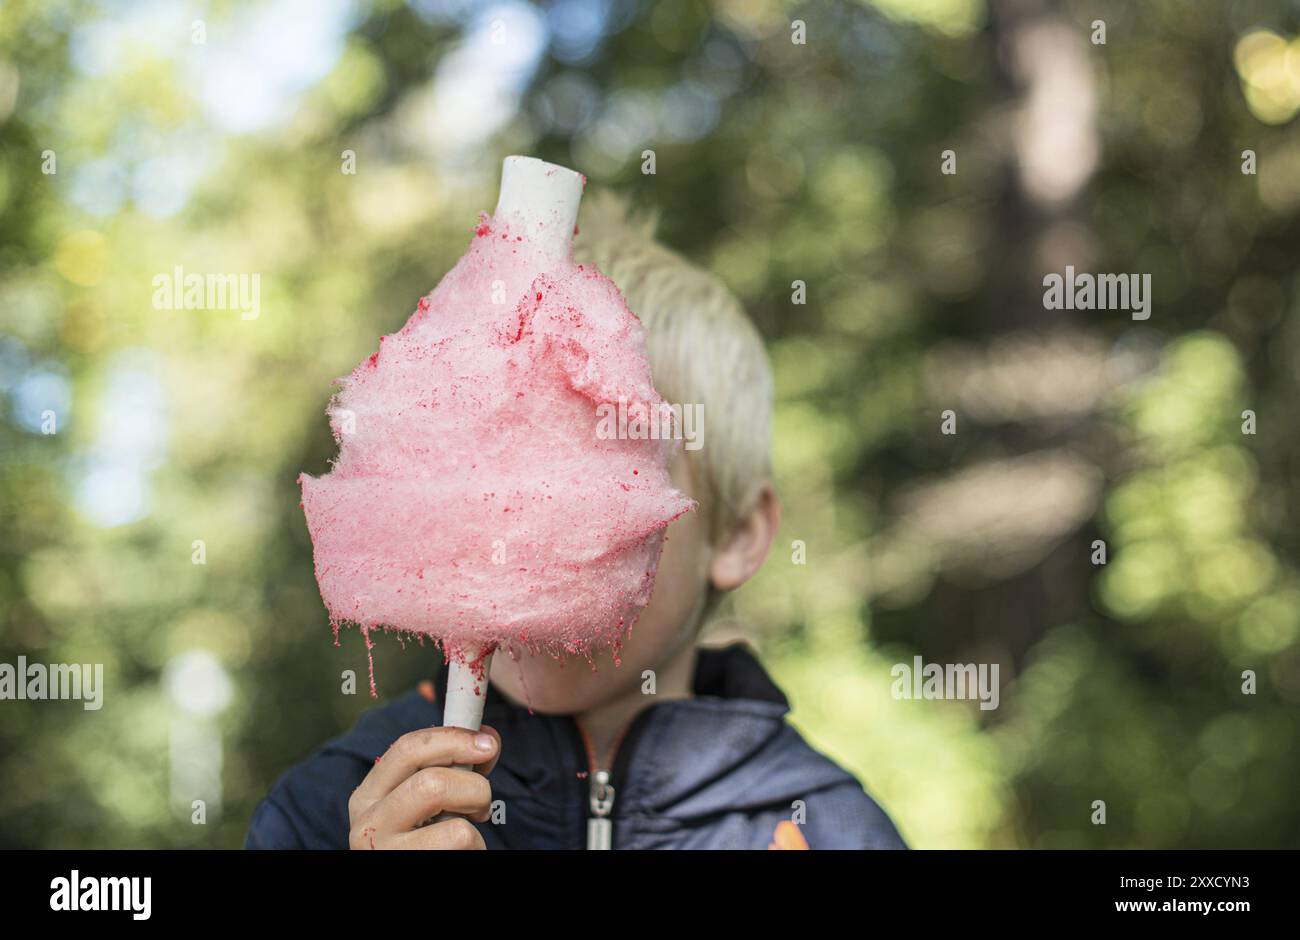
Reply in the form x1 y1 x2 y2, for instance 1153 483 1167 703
300 156 694 737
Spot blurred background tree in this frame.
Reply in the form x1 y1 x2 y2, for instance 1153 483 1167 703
1 0 1298 848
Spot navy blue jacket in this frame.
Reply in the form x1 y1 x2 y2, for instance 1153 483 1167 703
246 644 905 850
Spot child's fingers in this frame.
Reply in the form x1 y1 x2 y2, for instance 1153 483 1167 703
350 727 497 818
370 766 493 833
397 817 487 851
473 724 503 777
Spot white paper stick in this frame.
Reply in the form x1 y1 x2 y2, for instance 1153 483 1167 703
442 648 495 732
492 154 585 258
437 647 495 789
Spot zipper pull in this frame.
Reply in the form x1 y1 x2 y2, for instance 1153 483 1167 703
586 769 614 850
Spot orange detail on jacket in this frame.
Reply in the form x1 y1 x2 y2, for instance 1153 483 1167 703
768 820 809 850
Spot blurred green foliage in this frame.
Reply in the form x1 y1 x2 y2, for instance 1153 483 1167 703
2 0 1299 849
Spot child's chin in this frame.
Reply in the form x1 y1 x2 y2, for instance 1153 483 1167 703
493 659 624 715
502 682 608 716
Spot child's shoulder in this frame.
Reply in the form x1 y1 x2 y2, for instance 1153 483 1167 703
624 701 904 849
618 645 906 849
758 719 906 850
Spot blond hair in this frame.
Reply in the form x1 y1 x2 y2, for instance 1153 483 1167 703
574 192 773 539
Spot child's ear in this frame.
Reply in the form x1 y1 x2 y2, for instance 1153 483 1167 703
709 483 781 591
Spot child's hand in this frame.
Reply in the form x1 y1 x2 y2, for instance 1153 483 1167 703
347 725 500 849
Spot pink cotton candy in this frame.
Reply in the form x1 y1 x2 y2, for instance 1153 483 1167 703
299 212 695 659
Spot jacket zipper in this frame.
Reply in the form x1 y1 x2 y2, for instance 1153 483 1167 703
574 717 636 850
586 768 614 850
